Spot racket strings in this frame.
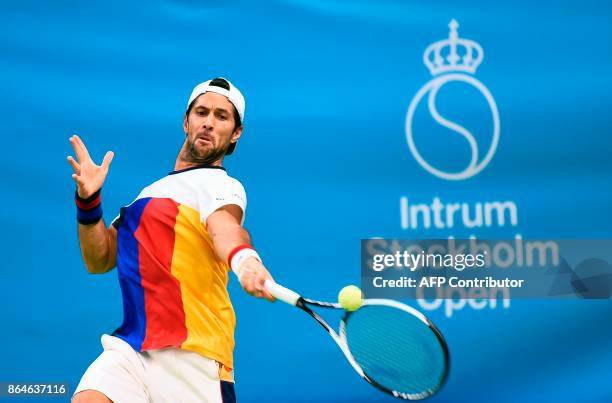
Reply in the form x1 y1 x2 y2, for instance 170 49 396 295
344 305 447 398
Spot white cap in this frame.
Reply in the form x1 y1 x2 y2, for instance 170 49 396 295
187 78 245 122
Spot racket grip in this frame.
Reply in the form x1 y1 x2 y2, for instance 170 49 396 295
264 280 300 306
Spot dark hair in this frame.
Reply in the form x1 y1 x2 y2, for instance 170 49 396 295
185 77 242 155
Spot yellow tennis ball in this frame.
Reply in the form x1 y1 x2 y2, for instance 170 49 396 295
338 285 363 311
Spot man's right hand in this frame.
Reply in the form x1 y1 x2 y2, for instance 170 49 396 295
67 135 114 198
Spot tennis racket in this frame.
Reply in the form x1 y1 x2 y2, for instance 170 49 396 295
264 280 449 400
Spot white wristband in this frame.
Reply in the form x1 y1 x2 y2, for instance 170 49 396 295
230 248 262 279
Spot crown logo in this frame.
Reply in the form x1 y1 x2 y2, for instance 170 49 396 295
423 19 484 76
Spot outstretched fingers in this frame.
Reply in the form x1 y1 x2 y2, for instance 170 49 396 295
69 134 91 162
71 173 85 186
67 156 80 174
101 151 114 170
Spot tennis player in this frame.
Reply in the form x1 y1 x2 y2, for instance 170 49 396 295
68 78 274 403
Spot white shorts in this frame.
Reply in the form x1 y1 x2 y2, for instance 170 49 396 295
73 335 236 403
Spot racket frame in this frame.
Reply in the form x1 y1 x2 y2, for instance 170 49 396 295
264 280 450 400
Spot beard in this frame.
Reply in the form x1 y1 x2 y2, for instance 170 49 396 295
183 135 229 166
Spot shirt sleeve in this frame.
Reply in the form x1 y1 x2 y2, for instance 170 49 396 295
111 207 125 229
199 177 247 225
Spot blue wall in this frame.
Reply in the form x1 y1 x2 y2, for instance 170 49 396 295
1 1 611 402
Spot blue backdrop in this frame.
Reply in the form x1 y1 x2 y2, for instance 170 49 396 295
1 1 611 402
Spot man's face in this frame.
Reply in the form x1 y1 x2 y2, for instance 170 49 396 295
182 92 242 164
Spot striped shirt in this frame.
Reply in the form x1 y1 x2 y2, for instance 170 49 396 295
111 164 246 371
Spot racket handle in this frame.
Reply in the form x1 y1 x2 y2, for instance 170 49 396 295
264 280 300 306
